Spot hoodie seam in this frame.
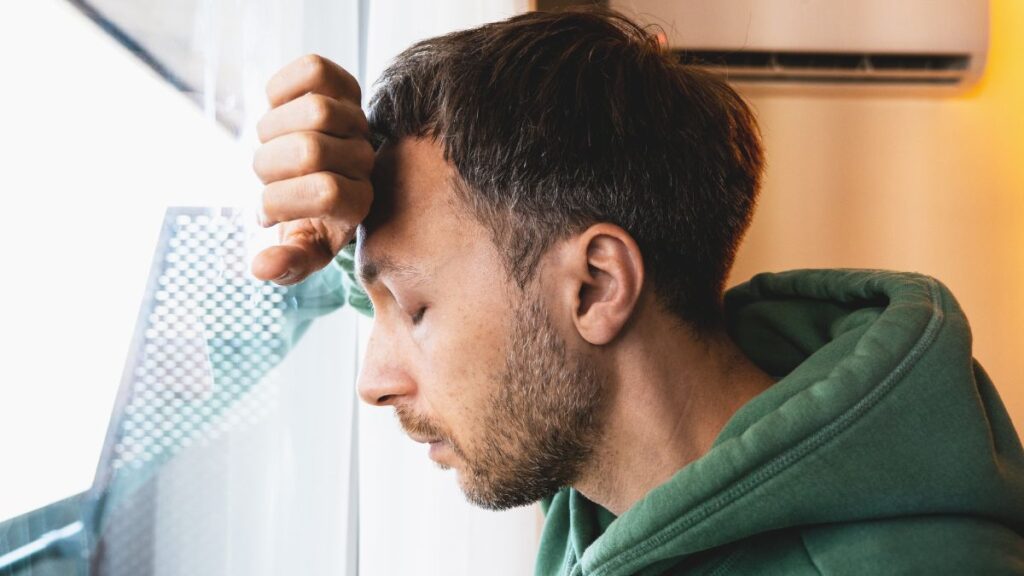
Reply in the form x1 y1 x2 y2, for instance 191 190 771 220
588 279 945 576
566 548 581 576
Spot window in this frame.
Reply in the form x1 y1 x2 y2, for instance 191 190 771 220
1 2 537 575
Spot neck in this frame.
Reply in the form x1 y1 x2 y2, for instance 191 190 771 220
572 313 776 516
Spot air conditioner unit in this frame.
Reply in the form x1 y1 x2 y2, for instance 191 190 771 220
607 0 989 95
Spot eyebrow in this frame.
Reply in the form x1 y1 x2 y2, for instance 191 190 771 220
357 255 427 287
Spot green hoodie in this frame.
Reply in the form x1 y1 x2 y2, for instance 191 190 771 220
534 269 1024 575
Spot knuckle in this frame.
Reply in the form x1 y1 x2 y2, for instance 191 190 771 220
306 94 332 128
355 112 370 136
334 67 360 102
302 53 327 78
340 100 369 136
312 173 341 212
348 78 362 104
296 132 323 171
354 140 375 174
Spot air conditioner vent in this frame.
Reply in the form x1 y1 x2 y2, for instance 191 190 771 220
678 50 972 85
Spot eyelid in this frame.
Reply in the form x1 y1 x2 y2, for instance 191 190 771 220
410 306 427 326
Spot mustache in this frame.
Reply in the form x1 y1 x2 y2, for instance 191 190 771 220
394 404 449 442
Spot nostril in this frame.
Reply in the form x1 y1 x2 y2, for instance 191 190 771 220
356 359 415 406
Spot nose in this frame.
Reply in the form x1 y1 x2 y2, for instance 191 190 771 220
357 321 416 406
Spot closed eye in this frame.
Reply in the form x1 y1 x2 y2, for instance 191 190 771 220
411 306 427 326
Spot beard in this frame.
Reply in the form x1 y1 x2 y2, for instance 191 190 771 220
396 289 609 510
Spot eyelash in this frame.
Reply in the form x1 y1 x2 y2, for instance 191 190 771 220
410 306 427 326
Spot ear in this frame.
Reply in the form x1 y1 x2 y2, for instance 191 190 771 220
560 224 645 346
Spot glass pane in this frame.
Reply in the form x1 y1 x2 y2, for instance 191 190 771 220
1 1 362 573
86 209 359 576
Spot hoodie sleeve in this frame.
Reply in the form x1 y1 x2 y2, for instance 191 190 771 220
276 243 373 346
280 240 372 336
330 243 374 317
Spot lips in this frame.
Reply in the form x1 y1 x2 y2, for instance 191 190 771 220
408 434 442 444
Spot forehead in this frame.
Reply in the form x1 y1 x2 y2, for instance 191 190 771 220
357 138 478 273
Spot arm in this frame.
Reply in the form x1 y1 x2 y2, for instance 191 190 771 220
276 243 374 351
332 243 374 316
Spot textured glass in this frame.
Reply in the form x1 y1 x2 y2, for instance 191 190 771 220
88 208 358 576
0 208 359 575
94 209 291 512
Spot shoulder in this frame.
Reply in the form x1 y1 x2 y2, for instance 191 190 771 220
799 515 1024 575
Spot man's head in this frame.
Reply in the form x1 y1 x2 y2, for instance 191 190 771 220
355 8 763 510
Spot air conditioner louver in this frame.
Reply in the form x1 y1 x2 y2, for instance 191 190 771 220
680 51 972 86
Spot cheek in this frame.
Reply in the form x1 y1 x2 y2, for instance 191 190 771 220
420 298 511 438
415 228 516 437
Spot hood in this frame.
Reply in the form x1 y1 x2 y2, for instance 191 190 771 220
558 269 1024 576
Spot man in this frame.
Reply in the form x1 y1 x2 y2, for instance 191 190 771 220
250 8 1024 575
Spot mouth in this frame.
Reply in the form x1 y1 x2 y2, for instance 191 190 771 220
408 434 443 445
407 434 451 462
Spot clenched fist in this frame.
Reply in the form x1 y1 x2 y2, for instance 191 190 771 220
251 54 374 285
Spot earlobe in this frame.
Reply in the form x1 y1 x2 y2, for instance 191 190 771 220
572 224 645 346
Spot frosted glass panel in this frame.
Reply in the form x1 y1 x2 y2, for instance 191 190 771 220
0 209 360 575
85 208 359 576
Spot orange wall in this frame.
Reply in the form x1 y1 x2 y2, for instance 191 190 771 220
730 0 1024 430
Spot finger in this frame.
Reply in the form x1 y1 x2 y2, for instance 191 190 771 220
256 93 369 144
266 54 361 108
251 242 332 286
253 131 375 184
261 172 372 227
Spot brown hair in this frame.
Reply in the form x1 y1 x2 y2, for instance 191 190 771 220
368 7 764 332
